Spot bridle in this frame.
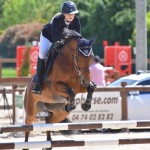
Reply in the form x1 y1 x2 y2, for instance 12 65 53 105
72 46 93 77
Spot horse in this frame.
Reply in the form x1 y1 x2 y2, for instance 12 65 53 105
23 28 96 150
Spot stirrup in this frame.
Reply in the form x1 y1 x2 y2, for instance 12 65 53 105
31 82 42 94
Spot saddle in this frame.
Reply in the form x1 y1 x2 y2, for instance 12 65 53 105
43 28 82 80
43 41 64 80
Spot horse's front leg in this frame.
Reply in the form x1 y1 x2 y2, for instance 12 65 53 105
81 82 96 111
65 88 76 112
52 82 76 112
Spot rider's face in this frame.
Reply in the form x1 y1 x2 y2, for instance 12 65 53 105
64 13 75 22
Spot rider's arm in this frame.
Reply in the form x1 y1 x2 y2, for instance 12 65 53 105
73 16 81 34
51 16 65 42
51 15 81 42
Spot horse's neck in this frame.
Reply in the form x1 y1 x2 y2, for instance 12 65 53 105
60 49 74 70
63 39 77 63
56 39 77 72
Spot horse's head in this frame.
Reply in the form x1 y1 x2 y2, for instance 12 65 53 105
74 37 96 87
62 28 97 87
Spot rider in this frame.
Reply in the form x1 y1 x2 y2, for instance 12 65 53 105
32 1 81 94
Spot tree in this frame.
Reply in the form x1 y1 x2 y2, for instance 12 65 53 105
73 0 135 56
0 0 6 17
1 0 149 58
0 0 7 34
0 22 43 58
0 0 63 29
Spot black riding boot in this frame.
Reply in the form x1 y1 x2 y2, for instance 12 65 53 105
32 57 45 94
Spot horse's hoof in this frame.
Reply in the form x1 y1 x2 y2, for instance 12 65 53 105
65 104 76 112
81 103 91 111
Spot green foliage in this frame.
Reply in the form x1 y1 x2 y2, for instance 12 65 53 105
0 0 6 18
2 68 16 78
20 46 30 76
0 0 150 58
129 12 150 55
147 12 150 47
0 0 63 29
91 0 135 45
0 30 4 35
146 12 150 58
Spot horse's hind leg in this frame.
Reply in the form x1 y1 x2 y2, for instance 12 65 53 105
22 131 30 150
23 97 39 150
45 113 52 141
23 114 37 150
23 113 39 150
42 114 52 150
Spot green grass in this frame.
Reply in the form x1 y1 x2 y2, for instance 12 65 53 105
2 68 16 78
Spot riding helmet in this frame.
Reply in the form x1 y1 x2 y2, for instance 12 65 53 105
61 1 79 14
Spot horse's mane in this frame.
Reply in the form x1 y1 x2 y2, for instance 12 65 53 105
62 28 82 40
62 28 94 56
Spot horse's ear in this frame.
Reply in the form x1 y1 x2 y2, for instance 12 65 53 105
89 36 98 45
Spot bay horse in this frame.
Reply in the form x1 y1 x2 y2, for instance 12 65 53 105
23 28 96 150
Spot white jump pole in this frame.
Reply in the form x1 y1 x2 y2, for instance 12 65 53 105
1 120 150 133
1 138 150 149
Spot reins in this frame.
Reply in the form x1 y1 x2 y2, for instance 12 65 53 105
57 36 93 79
72 46 92 77
58 38 91 77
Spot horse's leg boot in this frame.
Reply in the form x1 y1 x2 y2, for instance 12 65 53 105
32 57 45 94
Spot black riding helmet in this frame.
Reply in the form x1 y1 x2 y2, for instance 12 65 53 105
61 1 79 14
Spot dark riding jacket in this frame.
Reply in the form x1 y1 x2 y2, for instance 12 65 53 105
42 13 81 43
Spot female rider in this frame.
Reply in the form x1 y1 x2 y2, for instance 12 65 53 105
32 1 81 94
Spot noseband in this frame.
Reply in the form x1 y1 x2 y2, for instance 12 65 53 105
73 45 93 76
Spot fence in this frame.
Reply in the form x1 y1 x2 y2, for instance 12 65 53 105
1 120 150 133
1 138 150 149
1 78 150 149
1 78 150 124
0 77 29 124
0 57 149 80
0 58 119 83
1 121 150 149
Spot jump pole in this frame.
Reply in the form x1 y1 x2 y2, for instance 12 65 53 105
1 120 150 133
1 138 150 149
